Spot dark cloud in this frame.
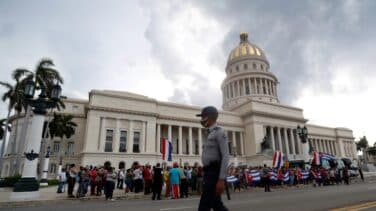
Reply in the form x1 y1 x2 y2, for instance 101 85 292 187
191 0 376 104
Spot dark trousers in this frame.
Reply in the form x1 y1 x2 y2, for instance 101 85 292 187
152 181 163 200
144 179 152 194
198 167 228 211
67 177 76 196
105 181 115 199
180 178 188 198
117 179 124 189
263 177 271 192
90 181 96 195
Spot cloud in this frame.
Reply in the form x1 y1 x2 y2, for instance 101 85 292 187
1 0 376 144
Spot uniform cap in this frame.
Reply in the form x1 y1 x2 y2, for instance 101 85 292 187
196 106 218 118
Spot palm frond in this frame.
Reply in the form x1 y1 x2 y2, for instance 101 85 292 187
12 69 32 82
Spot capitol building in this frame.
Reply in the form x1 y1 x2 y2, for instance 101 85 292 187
1 33 357 178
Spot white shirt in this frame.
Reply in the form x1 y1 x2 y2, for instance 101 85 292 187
59 172 67 182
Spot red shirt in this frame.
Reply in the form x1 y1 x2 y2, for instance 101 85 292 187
143 168 152 180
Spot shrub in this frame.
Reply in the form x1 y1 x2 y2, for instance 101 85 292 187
0 174 22 187
47 179 59 186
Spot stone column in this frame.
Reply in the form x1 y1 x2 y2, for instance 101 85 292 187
283 128 290 155
128 120 134 153
270 127 276 151
237 80 240 97
242 79 247 96
141 121 146 153
260 78 264 94
198 128 203 156
189 127 193 155
178 126 182 155
231 82 235 98
248 78 252 94
114 119 120 153
289 129 296 155
99 118 106 152
277 127 283 152
13 113 45 192
156 124 161 154
294 131 300 154
232 131 237 154
240 132 244 156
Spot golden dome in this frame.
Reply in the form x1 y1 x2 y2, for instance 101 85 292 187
228 32 267 63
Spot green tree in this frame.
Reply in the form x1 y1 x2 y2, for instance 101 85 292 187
15 58 64 174
356 136 369 151
0 69 31 175
48 113 77 170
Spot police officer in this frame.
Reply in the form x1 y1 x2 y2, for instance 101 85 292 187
197 106 229 211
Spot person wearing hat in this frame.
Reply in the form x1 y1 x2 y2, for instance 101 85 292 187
196 106 229 211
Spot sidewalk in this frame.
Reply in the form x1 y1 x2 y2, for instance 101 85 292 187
0 185 148 208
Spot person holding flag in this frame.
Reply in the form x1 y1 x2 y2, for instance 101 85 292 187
196 106 229 211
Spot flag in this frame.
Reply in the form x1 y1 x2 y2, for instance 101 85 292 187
272 151 284 169
312 151 321 166
300 171 310 180
283 172 290 182
248 170 261 182
161 138 172 161
270 171 278 181
226 175 238 183
320 152 335 161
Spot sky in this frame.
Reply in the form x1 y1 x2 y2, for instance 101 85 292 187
0 0 375 145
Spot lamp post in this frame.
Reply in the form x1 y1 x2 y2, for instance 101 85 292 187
297 125 309 162
12 80 62 198
39 146 50 186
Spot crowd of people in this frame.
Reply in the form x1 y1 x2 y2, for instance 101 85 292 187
55 161 363 201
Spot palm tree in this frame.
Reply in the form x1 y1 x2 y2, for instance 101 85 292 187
15 58 64 174
0 69 31 176
48 113 77 172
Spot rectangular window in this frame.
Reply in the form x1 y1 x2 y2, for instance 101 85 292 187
133 131 140 153
67 142 74 154
105 129 114 152
119 130 127 152
53 141 60 153
50 163 56 174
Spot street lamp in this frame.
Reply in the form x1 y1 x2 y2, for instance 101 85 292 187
297 125 310 163
296 125 308 143
12 80 62 194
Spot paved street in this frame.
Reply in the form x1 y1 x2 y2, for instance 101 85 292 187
2 180 376 211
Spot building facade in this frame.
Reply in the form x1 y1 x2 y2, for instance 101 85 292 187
1 33 357 178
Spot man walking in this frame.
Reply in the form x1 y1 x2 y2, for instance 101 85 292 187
197 106 229 211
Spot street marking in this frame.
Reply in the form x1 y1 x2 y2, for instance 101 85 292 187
160 206 194 211
330 201 376 211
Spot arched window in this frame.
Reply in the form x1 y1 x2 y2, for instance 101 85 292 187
244 64 248 70
253 63 257 69
236 65 239 71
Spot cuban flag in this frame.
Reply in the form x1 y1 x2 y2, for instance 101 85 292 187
272 151 284 169
248 170 261 182
320 152 335 161
301 171 310 180
283 172 290 182
312 151 321 166
161 138 172 161
226 175 238 183
270 171 278 181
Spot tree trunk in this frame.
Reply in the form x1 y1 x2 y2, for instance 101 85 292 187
14 105 32 175
0 108 12 177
